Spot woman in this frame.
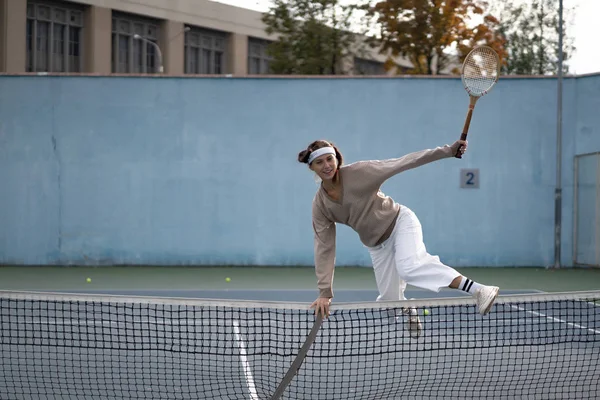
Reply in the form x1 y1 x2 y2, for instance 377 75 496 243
298 139 499 338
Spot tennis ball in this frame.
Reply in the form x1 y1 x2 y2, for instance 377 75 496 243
423 309 430 316
86 277 92 283
225 277 231 282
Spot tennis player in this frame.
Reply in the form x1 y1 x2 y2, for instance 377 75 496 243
299 139 499 338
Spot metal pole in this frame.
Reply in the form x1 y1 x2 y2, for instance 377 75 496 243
133 34 164 73
553 0 564 269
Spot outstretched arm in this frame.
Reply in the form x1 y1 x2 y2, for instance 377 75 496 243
354 140 465 186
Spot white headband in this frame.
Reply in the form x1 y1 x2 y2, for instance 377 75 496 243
308 147 336 164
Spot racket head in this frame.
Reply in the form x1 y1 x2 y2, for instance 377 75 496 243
461 46 500 98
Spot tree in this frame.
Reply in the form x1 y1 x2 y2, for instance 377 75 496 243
364 0 506 75
261 0 363 75
492 0 575 75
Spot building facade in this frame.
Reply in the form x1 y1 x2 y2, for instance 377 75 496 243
0 0 408 75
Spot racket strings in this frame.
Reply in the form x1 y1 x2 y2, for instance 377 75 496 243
462 48 499 96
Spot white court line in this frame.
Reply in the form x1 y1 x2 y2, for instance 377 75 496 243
232 320 259 400
509 289 600 335
509 304 600 335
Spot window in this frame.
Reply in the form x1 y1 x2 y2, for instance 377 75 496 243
248 38 272 75
353 57 386 75
184 28 227 74
26 1 83 73
112 14 160 73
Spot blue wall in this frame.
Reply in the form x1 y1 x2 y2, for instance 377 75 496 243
0 75 598 267
572 75 600 265
575 75 600 154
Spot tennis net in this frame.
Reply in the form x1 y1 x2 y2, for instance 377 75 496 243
1 290 599 399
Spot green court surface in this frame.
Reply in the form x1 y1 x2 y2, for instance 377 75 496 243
0 265 598 294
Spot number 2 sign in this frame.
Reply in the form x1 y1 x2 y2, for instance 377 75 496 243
460 169 480 189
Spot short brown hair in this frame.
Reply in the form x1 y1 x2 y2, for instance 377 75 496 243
297 140 343 167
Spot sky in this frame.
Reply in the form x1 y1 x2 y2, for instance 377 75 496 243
211 0 600 75
565 0 599 74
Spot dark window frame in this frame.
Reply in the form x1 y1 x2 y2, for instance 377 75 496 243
184 27 228 75
111 13 160 74
247 38 272 75
26 1 83 73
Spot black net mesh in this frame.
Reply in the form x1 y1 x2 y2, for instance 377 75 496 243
1 290 599 399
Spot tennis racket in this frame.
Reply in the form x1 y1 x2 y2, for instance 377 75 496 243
455 46 500 158
270 314 323 400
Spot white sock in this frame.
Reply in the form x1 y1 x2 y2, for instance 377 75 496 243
458 277 483 295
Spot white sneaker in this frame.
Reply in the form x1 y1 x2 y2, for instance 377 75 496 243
402 307 422 338
474 286 499 315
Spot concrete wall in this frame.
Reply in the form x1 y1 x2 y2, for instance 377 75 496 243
575 75 600 155
0 75 598 267
572 75 600 265
83 5 112 74
0 0 27 73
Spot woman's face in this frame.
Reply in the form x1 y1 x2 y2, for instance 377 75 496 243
310 153 338 181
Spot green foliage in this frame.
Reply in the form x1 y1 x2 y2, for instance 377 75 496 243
493 0 575 75
261 0 362 75
365 0 506 75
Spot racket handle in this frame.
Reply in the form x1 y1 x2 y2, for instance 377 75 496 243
455 99 477 159
454 133 468 159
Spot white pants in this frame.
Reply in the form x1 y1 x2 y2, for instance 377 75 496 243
367 206 461 302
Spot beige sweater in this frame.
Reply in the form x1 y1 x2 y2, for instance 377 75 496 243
312 143 459 298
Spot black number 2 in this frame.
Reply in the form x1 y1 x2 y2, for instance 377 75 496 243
466 172 475 185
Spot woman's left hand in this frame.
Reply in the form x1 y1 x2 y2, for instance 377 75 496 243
454 139 468 156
